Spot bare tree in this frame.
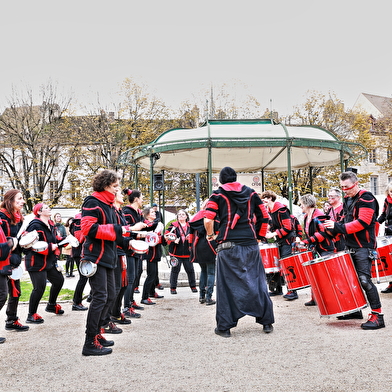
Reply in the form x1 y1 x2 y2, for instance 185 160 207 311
0 82 80 211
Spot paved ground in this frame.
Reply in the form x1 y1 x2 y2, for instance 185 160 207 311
1 260 392 392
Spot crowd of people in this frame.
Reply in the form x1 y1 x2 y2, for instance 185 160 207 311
0 167 390 352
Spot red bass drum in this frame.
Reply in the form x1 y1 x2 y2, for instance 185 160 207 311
302 251 367 317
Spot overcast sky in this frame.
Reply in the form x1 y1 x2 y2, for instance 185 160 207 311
1 0 391 116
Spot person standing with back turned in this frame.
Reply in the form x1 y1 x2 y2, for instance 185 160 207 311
204 167 274 337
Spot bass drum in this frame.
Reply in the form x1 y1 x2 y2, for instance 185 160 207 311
258 243 279 273
280 251 312 291
303 251 367 317
372 236 392 283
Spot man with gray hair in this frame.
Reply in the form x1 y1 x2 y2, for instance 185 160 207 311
324 171 384 329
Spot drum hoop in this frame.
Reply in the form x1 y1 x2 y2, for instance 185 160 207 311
32 241 48 252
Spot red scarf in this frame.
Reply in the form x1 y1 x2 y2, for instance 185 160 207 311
0 208 22 225
92 191 115 205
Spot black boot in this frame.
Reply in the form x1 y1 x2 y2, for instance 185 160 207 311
82 335 112 356
337 310 363 320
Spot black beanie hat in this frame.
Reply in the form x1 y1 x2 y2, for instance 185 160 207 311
219 167 237 184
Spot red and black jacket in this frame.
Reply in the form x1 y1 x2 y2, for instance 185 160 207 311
377 196 392 235
333 189 379 249
122 204 144 258
81 192 124 269
24 218 62 272
165 221 191 258
268 201 294 246
189 210 218 264
302 209 335 254
0 220 12 272
205 182 269 246
0 209 23 267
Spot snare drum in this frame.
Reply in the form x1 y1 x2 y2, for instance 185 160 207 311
129 240 149 254
79 260 97 277
302 251 367 317
259 243 279 273
280 251 312 290
32 241 48 253
19 230 39 248
9 266 24 280
145 232 159 247
372 236 392 283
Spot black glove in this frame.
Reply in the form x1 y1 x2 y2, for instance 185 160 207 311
10 254 22 267
0 265 12 275
385 225 392 236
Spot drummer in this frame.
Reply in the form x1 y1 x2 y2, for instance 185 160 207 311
261 190 297 300
0 190 30 333
299 194 336 306
377 182 392 294
0 214 20 344
325 188 345 252
324 171 385 329
24 203 65 324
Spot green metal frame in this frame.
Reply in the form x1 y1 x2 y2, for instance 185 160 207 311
118 119 367 211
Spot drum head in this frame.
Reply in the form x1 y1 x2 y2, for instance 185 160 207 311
79 260 97 277
145 232 159 247
9 266 24 280
130 240 149 254
32 241 48 252
19 230 39 248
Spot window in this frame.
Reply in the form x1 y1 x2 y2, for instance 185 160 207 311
49 180 58 200
368 149 377 163
70 180 81 201
370 177 378 195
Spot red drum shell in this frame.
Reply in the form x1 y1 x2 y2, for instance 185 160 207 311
130 240 149 254
372 236 392 283
280 251 312 290
259 243 279 273
302 251 367 317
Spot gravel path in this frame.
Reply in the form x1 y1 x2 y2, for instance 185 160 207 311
1 265 392 392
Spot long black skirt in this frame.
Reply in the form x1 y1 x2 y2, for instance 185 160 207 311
216 243 274 330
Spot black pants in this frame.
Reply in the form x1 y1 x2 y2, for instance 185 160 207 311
28 266 64 314
268 243 292 292
111 256 128 318
123 255 138 308
7 278 21 321
0 275 8 315
170 257 196 289
142 261 158 300
350 247 382 310
73 257 89 304
85 264 116 337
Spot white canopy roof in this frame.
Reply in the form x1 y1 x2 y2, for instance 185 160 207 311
120 119 362 173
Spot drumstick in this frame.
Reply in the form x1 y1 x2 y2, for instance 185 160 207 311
375 256 380 284
16 213 35 238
